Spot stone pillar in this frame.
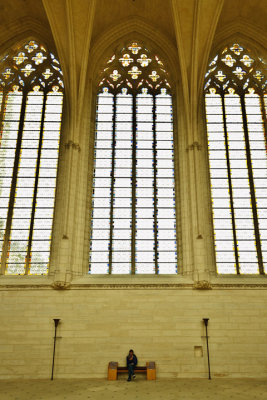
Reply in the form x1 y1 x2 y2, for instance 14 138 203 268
70 82 95 277
51 137 81 287
186 141 210 284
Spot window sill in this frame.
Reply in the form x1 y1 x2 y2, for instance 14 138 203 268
210 274 267 288
1 273 267 290
71 274 193 289
0 275 53 290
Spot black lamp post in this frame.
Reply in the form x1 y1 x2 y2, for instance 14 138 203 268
51 318 60 380
203 318 211 380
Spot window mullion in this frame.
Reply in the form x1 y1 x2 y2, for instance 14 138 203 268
221 94 240 274
0 90 28 275
0 90 8 274
259 94 267 150
131 94 137 275
152 95 158 274
108 94 117 274
25 91 48 275
0 90 8 122
240 94 264 274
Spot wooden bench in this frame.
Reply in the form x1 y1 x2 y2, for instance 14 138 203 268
108 361 156 380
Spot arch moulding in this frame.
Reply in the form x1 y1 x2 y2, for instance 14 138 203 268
213 19 267 60
0 17 57 58
88 17 179 88
197 19 267 107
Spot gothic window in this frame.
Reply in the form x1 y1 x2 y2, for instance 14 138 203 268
0 40 64 275
204 43 267 274
89 42 177 274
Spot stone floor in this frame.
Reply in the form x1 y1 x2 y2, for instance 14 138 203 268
0 378 267 400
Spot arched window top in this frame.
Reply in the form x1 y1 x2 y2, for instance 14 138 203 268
0 39 64 276
98 41 170 94
204 43 267 95
90 42 177 275
204 42 267 275
0 40 64 92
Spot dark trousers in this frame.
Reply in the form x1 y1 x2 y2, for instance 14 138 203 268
128 364 135 379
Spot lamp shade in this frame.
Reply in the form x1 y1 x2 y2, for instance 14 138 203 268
53 318 60 327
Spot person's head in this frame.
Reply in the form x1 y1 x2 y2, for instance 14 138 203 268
129 349 134 356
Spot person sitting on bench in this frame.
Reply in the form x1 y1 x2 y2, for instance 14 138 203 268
126 349 138 381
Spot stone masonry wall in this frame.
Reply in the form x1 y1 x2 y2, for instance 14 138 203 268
1 287 267 379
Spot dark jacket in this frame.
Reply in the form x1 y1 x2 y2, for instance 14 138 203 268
126 354 138 367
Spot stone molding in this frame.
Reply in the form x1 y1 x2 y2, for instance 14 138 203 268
51 281 71 290
193 280 212 290
70 283 192 290
0 284 52 290
214 19 267 53
0 18 52 56
1 282 267 291
212 283 267 289
89 16 178 83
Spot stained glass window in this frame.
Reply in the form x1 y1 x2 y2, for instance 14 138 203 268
205 43 267 274
0 40 64 275
90 42 177 274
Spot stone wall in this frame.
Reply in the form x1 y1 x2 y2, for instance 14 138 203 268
1 286 267 379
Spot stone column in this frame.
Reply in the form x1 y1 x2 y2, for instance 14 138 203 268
187 140 210 286
51 132 82 288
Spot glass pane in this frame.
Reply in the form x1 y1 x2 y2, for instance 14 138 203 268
135 263 155 274
245 93 267 272
225 94 258 273
7 91 43 274
89 263 109 274
30 91 63 275
0 92 22 266
136 92 155 273
90 85 177 275
156 92 177 274
112 263 131 274
205 93 236 274
112 92 132 273
90 91 113 274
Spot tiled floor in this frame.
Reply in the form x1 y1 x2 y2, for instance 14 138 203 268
0 378 266 400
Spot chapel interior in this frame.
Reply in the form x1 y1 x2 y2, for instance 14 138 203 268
1 0 267 394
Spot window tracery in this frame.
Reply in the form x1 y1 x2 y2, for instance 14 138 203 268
204 43 267 274
0 40 64 275
90 42 177 274
98 42 170 94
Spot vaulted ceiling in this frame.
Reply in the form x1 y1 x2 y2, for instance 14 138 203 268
0 0 267 83
1 0 267 135
1 1 266 57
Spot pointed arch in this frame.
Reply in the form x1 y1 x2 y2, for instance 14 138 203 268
0 17 57 58
204 42 267 275
89 40 177 274
0 39 64 275
214 20 267 57
88 17 179 87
